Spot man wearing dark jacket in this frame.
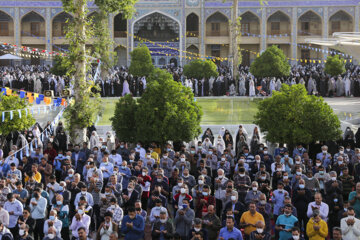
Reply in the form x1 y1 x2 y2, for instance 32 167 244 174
292 179 312 232
152 211 174 240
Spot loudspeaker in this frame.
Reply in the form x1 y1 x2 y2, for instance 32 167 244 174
62 89 71 97
44 90 54 98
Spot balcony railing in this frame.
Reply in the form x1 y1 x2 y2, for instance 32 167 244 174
187 31 199 37
114 31 127 38
206 31 229 37
298 29 322 36
21 31 46 37
268 30 290 36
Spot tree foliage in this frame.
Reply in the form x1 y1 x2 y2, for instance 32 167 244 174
254 84 342 147
93 0 137 78
250 45 291 78
110 94 138 143
50 55 68 76
183 59 218 80
129 45 155 77
61 0 102 143
0 95 36 148
324 55 346 76
111 69 203 145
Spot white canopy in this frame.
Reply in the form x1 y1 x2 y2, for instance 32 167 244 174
0 54 23 60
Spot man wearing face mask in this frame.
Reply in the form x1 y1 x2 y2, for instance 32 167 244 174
214 169 229 216
292 179 311 232
43 210 62 239
160 151 173 178
43 226 61 240
97 211 118 240
174 198 194 240
249 220 271 240
245 181 261 206
288 227 302 240
233 167 251 203
29 189 47 240
149 199 168 224
325 171 343 203
340 207 360 240
224 194 245 225
70 205 91 238
71 145 86 175
275 204 298 240
18 223 32 240
151 210 174 240
195 185 215 218
188 218 208 240
74 184 94 208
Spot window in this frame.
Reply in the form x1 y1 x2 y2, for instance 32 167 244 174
332 21 340 32
31 22 40 36
0 22 8 36
301 22 309 31
271 22 280 34
241 23 250 34
61 23 67 36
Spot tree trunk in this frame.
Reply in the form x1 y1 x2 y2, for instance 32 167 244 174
72 0 87 144
230 0 240 92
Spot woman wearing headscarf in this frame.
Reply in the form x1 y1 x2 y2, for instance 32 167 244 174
215 135 226 155
202 128 214 144
343 127 355 148
355 127 360 148
223 130 233 149
202 137 213 152
90 131 101 150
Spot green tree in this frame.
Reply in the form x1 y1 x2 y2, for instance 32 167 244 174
110 94 138 142
254 84 342 148
324 55 346 76
0 95 36 148
129 45 155 78
62 0 102 143
183 59 218 80
250 45 291 78
135 69 202 146
50 55 68 76
93 0 137 78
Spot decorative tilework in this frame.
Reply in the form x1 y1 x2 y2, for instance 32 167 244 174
50 8 63 19
0 8 15 18
297 7 324 17
266 8 292 19
328 7 355 19
205 8 231 20
19 8 46 19
239 8 261 18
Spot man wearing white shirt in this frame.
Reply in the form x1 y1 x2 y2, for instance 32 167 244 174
43 210 62 239
109 150 122 166
46 175 60 206
135 143 146 159
5 152 19 168
100 156 114 186
85 160 103 183
74 184 94 207
341 207 360 240
307 192 329 221
149 199 168 224
3 193 23 235
271 155 286 176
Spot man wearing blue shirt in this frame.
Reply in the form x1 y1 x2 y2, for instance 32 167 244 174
275 204 298 240
121 207 145 240
219 216 243 240
3 193 23 237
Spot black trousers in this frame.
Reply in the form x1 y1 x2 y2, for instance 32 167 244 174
61 227 70 240
34 218 45 240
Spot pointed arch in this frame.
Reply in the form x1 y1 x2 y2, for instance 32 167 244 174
240 11 260 35
186 13 199 36
329 10 354 35
267 10 291 36
52 12 73 37
0 10 14 37
21 11 45 37
114 13 127 38
206 11 229 37
298 10 322 36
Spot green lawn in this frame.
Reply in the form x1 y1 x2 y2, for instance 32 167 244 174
97 97 261 126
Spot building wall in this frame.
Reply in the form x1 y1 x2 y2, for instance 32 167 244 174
0 0 359 66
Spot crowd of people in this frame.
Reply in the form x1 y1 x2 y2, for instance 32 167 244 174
0 121 360 240
1 63 360 98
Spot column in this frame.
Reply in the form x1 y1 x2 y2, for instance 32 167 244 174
200 0 205 57
323 7 328 59
108 13 114 40
45 8 52 65
291 7 297 65
355 6 359 32
14 8 21 66
260 8 266 53
14 8 20 46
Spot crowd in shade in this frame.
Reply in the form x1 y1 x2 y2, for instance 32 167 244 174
0 120 360 240
1 63 360 97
